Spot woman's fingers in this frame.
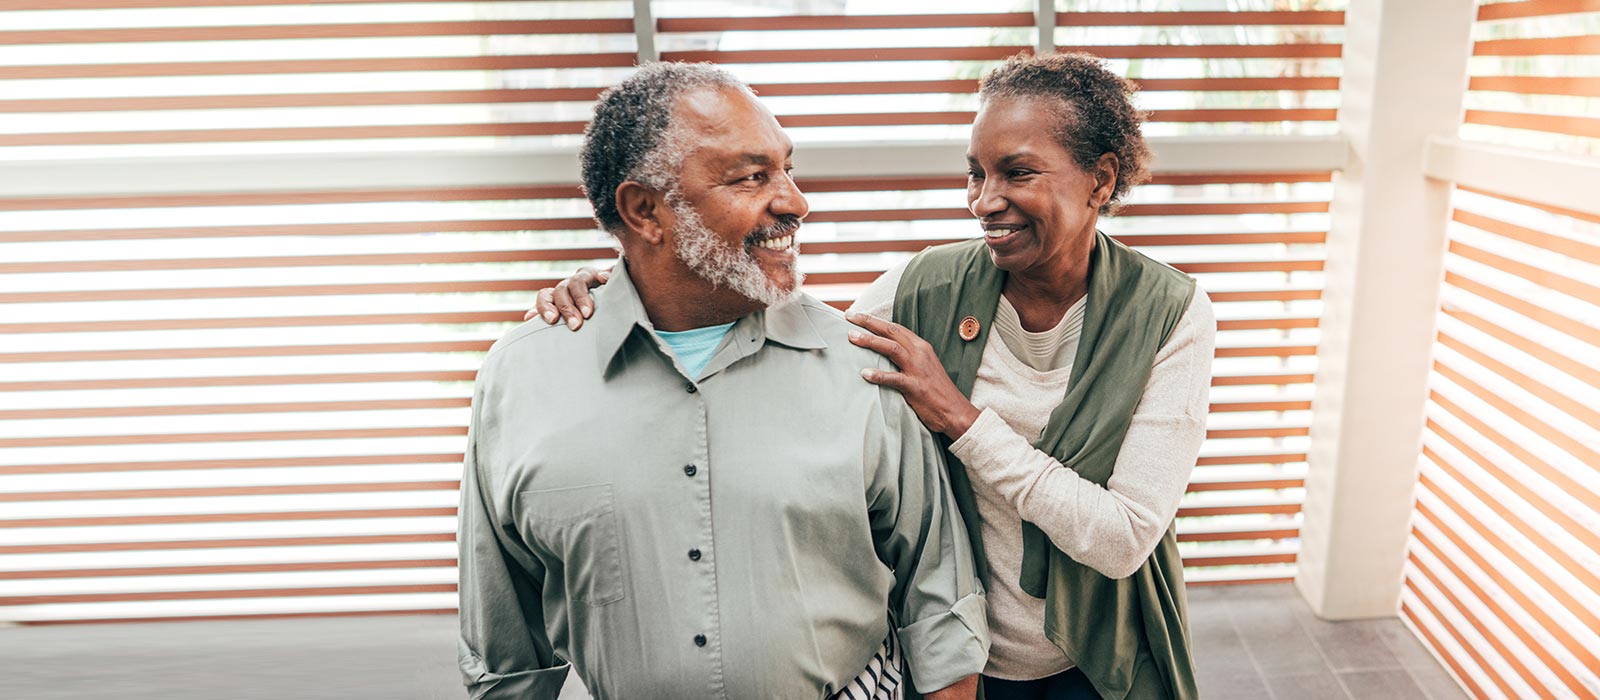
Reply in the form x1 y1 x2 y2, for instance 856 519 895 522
527 265 614 327
847 329 906 366
846 311 979 439
848 312 916 342
859 367 910 391
528 287 555 322
551 280 585 330
566 267 605 318
845 311 889 336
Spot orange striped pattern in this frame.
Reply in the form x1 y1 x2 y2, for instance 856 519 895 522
1405 182 1600 699
1464 0 1600 150
0 3 1351 623
0 2 639 158
653 9 1341 138
0 4 1346 158
0 168 1333 622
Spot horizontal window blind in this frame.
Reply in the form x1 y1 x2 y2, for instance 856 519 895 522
1464 0 1600 155
0 185 558 623
1404 4 1600 698
0 169 1329 622
1109 172 1325 585
1406 184 1600 700
0 0 638 158
0 1 1345 623
644 2 1343 141
1051 3 1343 137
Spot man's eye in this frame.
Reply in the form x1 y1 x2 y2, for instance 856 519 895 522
1008 169 1034 179
966 169 984 179
740 172 767 183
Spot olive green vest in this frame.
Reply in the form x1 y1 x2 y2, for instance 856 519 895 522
893 232 1199 700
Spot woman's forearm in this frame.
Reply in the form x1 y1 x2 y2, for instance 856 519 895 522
950 291 1215 578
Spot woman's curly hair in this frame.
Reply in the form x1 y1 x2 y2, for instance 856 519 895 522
979 52 1151 215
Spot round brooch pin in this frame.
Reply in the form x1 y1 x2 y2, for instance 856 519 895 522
958 315 980 341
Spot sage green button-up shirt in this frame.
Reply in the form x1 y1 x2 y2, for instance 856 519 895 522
456 262 989 700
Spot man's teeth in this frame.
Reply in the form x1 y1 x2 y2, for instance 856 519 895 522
756 235 793 250
985 226 1023 239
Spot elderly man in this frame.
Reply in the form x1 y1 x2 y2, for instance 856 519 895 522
456 62 989 700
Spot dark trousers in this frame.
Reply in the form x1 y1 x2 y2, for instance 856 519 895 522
983 668 1101 700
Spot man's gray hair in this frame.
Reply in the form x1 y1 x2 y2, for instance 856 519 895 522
580 62 750 234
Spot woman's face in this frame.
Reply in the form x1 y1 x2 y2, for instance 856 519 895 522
965 96 1113 276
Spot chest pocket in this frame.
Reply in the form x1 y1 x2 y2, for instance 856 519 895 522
520 483 627 606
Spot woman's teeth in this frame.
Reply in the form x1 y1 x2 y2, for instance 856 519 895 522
756 235 793 250
986 226 1024 239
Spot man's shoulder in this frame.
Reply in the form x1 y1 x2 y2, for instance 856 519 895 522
791 292 845 322
489 319 576 353
789 294 899 374
790 295 931 433
790 293 853 340
481 319 594 376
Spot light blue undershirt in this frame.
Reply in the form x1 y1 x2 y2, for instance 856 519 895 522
655 321 736 379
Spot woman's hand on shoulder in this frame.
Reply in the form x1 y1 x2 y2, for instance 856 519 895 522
846 312 981 440
526 266 611 330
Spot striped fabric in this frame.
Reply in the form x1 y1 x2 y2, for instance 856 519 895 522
833 631 904 700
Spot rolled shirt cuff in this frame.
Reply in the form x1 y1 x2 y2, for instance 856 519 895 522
459 641 571 700
897 591 991 693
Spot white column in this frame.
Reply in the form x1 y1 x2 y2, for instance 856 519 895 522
632 0 657 63
1294 0 1479 619
1035 0 1056 56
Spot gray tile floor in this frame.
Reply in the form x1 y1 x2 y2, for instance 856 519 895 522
1185 584 1466 700
0 584 1465 700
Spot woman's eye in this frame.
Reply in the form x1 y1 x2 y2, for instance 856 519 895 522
1007 169 1034 179
966 169 984 179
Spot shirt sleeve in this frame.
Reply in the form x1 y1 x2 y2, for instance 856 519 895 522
948 290 1216 579
457 385 572 699
865 372 991 693
846 257 911 321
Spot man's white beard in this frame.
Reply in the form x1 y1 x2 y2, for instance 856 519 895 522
669 197 802 308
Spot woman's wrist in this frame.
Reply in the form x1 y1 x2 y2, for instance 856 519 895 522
939 402 983 441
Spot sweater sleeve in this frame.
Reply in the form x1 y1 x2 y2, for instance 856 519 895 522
948 289 1216 579
846 257 911 321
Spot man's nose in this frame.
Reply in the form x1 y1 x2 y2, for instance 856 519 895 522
772 171 809 219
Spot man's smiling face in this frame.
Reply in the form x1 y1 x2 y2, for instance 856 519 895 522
662 85 810 308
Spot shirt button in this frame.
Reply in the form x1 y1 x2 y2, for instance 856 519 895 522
688 548 702 561
693 634 707 647
685 382 697 394
684 464 697 477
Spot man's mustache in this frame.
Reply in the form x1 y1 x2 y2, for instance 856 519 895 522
745 215 802 244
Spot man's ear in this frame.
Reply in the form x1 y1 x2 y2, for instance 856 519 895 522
615 182 670 246
1091 152 1119 210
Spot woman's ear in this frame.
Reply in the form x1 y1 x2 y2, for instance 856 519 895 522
1091 152 1119 210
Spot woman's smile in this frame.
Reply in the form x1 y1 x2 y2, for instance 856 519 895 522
982 222 1030 249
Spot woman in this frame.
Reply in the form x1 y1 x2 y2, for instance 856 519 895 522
536 53 1214 700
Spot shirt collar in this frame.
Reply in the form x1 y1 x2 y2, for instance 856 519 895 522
588 258 650 373
757 294 829 351
592 259 828 376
